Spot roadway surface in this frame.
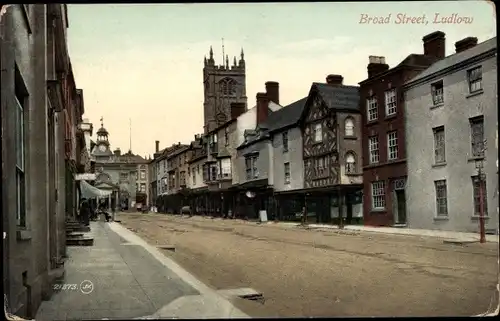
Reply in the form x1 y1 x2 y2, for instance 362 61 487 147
117 212 499 317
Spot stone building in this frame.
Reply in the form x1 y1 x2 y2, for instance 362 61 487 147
78 118 96 176
155 143 189 212
148 154 156 206
1 4 85 318
91 120 148 209
269 97 307 221
358 31 446 227
404 36 498 233
187 134 208 212
203 46 247 133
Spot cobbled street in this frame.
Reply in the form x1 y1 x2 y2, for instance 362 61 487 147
117 212 499 317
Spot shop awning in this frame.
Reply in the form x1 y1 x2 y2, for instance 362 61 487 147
80 180 112 198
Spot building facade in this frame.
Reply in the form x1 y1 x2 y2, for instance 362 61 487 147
1 4 85 318
203 46 247 133
270 98 307 221
299 76 363 225
91 121 147 209
359 31 445 227
187 134 208 213
404 36 498 233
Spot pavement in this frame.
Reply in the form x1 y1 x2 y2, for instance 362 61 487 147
266 221 499 243
142 211 499 243
35 221 248 320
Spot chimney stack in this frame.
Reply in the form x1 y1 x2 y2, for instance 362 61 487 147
423 31 446 59
256 92 270 125
155 140 159 153
455 37 478 53
265 81 280 105
326 74 343 85
114 148 121 156
367 56 389 78
230 102 246 119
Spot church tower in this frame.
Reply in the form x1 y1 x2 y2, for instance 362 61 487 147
203 46 247 134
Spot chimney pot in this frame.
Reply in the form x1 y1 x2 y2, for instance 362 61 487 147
455 37 478 53
265 81 280 105
326 74 343 85
230 102 246 119
256 92 270 125
367 56 389 78
422 31 446 59
155 140 159 153
369 55 386 64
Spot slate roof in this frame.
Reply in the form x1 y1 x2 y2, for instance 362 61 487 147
396 53 439 69
263 97 308 134
237 82 360 150
406 37 497 85
237 97 308 149
312 83 360 112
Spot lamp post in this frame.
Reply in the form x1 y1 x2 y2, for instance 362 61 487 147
475 159 486 243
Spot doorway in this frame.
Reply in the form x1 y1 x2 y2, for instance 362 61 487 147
394 189 407 225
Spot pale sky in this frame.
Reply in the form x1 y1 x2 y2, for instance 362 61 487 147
67 1 496 158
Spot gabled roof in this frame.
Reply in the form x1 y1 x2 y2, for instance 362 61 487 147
237 97 308 149
265 97 308 134
237 83 360 150
396 54 439 69
359 53 441 85
311 83 360 112
405 37 497 86
114 151 147 163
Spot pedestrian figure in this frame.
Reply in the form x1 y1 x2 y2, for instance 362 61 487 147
99 201 111 222
89 199 97 221
79 198 91 226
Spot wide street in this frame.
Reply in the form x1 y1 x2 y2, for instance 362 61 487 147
117 212 498 318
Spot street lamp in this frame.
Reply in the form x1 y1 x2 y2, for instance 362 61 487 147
475 159 486 243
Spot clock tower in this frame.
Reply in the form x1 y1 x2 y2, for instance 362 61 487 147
93 117 113 158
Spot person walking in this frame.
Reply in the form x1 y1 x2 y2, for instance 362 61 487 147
111 195 116 221
79 198 91 226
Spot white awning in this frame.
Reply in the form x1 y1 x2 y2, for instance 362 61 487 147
80 180 112 198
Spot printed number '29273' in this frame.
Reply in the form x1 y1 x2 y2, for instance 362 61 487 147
53 284 78 290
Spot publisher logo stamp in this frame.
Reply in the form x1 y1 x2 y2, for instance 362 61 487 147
80 280 94 294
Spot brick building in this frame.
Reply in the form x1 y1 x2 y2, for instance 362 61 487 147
359 31 446 227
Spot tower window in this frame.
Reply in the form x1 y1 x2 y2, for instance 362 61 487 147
219 78 237 96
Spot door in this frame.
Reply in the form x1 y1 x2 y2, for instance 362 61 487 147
395 190 407 224
346 202 353 225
